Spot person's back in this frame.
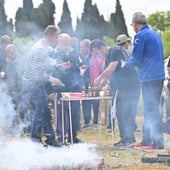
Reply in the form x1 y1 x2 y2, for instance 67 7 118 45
135 27 164 82
125 12 165 150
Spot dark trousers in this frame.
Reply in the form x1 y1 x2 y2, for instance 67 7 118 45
82 99 99 124
116 93 135 142
24 81 55 142
141 80 164 148
56 94 81 138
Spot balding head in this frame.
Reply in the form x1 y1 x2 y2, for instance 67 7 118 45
5 44 18 62
57 33 71 54
80 39 91 56
0 35 11 48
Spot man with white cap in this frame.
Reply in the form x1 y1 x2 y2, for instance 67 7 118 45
92 34 140 147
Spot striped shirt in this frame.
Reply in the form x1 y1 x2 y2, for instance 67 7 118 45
23 39 54 82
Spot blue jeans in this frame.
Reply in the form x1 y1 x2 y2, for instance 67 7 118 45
141 79 164 148
24 81 55 142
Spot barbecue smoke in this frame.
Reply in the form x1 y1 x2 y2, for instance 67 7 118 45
0 83 100 170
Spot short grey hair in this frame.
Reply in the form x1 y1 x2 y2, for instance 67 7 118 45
133 12 147 25
80 39 91 48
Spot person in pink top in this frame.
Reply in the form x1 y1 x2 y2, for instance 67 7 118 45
81 43 104 130
90 53 104 84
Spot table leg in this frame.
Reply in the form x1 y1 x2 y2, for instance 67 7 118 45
69 100 73 144
54 94 57 133
97 99 103 145
61 100 65 144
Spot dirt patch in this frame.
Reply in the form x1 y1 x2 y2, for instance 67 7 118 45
78 115 170 169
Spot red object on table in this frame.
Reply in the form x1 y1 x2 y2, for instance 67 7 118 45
70 93 83 98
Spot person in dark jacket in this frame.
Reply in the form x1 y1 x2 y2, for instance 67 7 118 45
1 44 24 134
52 33 83 144
92 36 140 147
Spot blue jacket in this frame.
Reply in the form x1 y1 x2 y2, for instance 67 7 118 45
125 25 165 83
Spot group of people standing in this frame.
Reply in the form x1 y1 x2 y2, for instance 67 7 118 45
0 11 166 151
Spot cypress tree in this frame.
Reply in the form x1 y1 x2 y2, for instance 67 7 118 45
76 0 105 40
0 0 12 35
110 0 128 39
58 0 73 35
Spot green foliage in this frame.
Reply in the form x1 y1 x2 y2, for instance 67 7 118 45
148 11 170 58
147 11 170 32
12 36 36 55
103 36 116 47
162 27 170 59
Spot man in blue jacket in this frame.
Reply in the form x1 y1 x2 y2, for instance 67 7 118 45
124 12 165 150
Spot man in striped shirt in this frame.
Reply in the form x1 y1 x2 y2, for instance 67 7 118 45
23 25 63 147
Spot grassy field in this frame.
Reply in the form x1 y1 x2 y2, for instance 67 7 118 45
77 112 170 170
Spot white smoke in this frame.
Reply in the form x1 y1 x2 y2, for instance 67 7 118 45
0 82 17 135
0 139 100 170
0 82 101 170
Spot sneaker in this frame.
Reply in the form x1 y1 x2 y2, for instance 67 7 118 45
140 146 165 152
134 142 155 150
113 138 134 148
89 123 99 130
31 137 41 143
81 123 90 129
134 142 143 148
113 141 134 148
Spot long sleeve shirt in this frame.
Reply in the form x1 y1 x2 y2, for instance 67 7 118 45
23 39 54 82
125 25 165 83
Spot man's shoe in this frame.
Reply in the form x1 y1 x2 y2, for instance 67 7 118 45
90 123 99 130
46 139 62 147
140 146 165 152
113 141 134 148
113 138 134 148
73 137 84 144
81 123 90 129
134 142 143 148
31 137 41 143
134 142 152 149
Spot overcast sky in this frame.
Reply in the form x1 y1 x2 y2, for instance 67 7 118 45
4 0 170 37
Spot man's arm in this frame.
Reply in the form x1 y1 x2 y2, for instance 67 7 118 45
94 61 118 86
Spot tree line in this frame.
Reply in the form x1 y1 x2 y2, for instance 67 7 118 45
1 0 170 58
0 0 128 41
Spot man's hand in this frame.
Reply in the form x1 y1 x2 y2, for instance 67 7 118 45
62 60 71 69
120 60 125 68
52 78 64 86
94 76 101 86
99 78 108 89
0 72 6 78
80 64 87 70
48 93 55 100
